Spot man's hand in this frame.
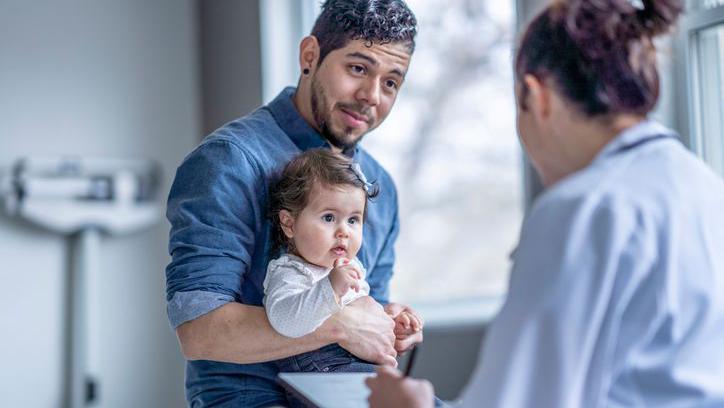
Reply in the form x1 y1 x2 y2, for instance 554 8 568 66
384 303 424 354
326 296 398 367
329 258 362 299
365 365 435 408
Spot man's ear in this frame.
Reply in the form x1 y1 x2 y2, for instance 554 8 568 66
279 210 295 239
523 74 551 121
299 35 320 76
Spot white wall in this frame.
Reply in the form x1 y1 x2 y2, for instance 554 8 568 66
0 0 198 406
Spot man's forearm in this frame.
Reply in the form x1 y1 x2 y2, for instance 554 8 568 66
176 302 343 364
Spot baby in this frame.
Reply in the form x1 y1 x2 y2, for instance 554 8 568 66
264 148 422 378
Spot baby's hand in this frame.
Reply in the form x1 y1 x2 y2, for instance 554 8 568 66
329 258 362 300
394 310 423 334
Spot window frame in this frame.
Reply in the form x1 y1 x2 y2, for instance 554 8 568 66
259 0 319 104
675 4 724 152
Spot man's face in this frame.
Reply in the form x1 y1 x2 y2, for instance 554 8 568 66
310 40 411 150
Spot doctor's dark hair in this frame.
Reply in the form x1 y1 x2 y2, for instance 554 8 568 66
311 0 418 64
268 149 379 255
515 0 683 116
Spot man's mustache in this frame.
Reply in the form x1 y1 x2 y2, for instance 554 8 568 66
336 102 374 124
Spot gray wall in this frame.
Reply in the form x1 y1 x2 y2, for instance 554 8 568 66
0 0 199 406
200 0 263 134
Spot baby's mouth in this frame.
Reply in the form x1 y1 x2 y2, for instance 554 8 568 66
331 246 347 256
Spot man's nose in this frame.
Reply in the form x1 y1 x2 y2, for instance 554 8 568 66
356 79 380 108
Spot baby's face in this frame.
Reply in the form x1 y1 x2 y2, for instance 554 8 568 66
288 183 366 268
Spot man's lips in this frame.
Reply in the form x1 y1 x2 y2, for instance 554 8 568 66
339 108 369 127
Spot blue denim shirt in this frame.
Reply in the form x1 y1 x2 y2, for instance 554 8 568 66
165 87 400 407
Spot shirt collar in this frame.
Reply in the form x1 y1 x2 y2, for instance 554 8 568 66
594 119 679 163
284 253 332 274
267 87 359 158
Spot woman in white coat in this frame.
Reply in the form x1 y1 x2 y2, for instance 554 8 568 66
367 0 724 406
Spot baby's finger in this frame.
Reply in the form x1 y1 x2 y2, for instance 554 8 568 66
398 312 411 329
410 314 422 331
345 268 359 281
396 329 415 338
340 265 361 280
344 261 362 276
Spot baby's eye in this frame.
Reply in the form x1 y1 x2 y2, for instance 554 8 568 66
348 216 361 225
322 214 335 222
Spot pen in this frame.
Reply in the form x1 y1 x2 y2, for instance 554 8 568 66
403 345 418 377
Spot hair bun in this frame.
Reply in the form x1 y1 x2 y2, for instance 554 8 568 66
562 0 682 56
515 0 682 116
635 0 684 37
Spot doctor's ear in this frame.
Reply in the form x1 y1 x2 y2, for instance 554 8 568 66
522 74 551 119
279 210 295 239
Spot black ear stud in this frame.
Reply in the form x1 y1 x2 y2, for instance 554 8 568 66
303 68 310 75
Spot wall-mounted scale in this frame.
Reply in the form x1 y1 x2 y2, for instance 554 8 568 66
1 157 161 407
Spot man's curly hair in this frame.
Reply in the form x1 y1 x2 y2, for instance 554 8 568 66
312 0 417 64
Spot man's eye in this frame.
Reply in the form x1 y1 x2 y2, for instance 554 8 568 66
322 214 335 222
350 65 366 74
385 79 398 90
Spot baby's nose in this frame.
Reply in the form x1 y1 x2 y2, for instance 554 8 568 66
336 225 349 238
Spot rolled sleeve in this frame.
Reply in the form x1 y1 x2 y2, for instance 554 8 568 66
167 290 236 328
165 139 263 328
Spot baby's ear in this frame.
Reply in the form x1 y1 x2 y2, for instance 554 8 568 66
279 210 295 239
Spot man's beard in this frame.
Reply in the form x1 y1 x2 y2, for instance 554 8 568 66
310 76 372 151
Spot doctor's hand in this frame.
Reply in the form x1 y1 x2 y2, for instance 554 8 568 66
328 296 398 367
366 365 434 408
384 303 424 354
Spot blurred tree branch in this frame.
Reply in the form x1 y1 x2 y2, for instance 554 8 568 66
400 0 511 213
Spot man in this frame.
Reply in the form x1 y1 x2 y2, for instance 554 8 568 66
165 0 421 406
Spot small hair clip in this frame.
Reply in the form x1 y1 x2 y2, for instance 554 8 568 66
628 0 645 10
350 163 372 193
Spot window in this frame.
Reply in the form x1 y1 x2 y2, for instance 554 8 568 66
691 0 724 11
259 0 320 104
693 23 724 174
361 0 522 304
678 3 724 176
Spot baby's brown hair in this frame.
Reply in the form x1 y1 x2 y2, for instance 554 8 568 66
268 148 379 255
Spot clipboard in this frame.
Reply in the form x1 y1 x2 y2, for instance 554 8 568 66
277 372 375 408
277 346 420 407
